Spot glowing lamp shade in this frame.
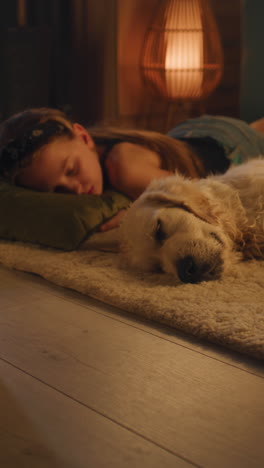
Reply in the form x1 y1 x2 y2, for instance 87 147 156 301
141 0 223 100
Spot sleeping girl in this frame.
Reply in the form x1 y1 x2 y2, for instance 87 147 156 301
1 107 264 231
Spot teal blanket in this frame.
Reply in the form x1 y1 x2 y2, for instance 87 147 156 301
168 115 264 165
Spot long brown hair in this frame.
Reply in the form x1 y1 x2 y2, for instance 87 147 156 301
0 107 206 182
0 108 75 181
89 126 206 177
0 108 74 145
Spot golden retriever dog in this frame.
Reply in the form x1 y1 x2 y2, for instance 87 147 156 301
121 159 264 283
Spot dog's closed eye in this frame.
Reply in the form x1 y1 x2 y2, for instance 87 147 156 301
154 219 167 245
210 232 223 246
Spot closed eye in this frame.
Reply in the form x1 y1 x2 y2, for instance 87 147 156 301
54 185 72 193
154 218 167 245
210 232 223 245
66 164 78 177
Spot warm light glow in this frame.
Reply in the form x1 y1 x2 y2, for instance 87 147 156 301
141 0 223 100
165 31 203 98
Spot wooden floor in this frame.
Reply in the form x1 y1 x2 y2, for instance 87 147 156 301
0 265 263 468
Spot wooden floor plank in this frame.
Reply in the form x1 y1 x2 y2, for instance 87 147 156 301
0 266 263 468
0 359 192 468
0 266 263 377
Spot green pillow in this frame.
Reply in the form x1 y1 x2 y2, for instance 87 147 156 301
0 182 131 250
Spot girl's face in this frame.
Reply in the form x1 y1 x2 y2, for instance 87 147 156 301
17 124 103 195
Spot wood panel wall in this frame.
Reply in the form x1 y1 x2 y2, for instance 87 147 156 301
69 0 241 129
0 1 242 127
206 0 241 117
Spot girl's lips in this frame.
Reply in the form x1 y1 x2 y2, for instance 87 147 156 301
87 186 94 194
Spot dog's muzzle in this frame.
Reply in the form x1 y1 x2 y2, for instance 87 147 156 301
176 255 223 284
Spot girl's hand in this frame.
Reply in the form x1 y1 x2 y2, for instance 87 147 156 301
250 118 264 133
99 209 127 232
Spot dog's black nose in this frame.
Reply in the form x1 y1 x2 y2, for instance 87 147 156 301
176 256 222 283
176 256 201 283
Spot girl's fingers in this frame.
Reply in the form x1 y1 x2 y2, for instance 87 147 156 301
99 209 127 232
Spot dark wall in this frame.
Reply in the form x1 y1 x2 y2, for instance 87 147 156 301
0 0 72 121
0 2 17 27
240 0 264 122
205 0 241 118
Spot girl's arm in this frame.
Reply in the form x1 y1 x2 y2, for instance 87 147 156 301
99 209 127 231
99 142 172 231
249 118 264 133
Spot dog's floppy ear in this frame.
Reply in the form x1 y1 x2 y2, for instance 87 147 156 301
144 190 220 225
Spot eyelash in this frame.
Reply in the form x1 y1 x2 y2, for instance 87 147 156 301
154 219 167 245
210 232 223 245
66 163 78 177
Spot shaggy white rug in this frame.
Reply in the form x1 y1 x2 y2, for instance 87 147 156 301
0 237 263 361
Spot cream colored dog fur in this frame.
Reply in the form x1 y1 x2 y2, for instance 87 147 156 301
121 159 264 283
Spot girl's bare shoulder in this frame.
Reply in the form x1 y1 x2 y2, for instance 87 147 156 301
104 142 171 199
105 141 161 169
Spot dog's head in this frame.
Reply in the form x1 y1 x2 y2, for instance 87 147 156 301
121 175 241 283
